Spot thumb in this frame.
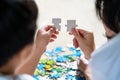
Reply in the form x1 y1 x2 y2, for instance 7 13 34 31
72 28 83 42
47 27 55 35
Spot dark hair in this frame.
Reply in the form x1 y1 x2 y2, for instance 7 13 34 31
96 0 120 33
0 0 38 67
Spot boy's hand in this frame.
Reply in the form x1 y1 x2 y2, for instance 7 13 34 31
15 26 59 75
70 28 95 59
35 25 59 51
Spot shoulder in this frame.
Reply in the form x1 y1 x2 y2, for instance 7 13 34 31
89 33 120 80
16 74 35 80
0 74 35 80
90 33 120 66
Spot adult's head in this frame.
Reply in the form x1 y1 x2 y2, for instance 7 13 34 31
96 0 120 39
0 0 38 68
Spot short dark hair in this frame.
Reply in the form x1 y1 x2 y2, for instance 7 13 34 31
0 0 38 67
96 0 120 33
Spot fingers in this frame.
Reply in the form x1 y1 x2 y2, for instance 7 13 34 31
71 28 83 41
49 39 54 42
48 27 56 35
49 33 58 43
51 34 57 39
77 28 89 35
73 38 79 48
54 30 59 34
77 57 88 72
71 28 78 37
77 29 94 40
44 25 52 31
45 25 59 35
45 25 59 43
71 28 91 36
71 28 93 41
69 30 73 35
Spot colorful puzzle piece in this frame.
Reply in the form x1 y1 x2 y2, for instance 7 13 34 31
34 46 85 80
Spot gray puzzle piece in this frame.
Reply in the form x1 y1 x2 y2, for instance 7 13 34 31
65 20 78 32
52 18 61 31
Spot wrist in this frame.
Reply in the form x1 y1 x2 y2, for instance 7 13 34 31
33 43 46 54
84 66 91 80
82 47 94 60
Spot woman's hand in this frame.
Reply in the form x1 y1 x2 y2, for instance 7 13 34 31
70 28 95 59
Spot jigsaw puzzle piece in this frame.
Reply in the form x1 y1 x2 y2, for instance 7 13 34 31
52 18 61 31
65 20 78 32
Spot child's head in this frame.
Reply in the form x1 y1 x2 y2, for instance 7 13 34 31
0 0 38 68
96 0 120 39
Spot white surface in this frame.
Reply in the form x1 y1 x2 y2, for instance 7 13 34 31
35 0 107 49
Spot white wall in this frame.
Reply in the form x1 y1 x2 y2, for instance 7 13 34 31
35 0 107 49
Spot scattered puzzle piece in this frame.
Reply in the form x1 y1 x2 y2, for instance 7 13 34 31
52 18 61 31
34 46 85 80
65 20 78 32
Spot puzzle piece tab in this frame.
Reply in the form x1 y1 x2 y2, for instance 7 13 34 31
65 20 78 32
52 18 61 31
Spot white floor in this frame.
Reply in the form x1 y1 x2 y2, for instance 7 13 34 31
35 0 107 50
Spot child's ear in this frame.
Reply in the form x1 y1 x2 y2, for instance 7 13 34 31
18 44 33 62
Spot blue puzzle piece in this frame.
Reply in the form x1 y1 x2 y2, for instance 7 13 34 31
33 75 40 80
75 50 82 57
54 46 65 53
37 64 45 70
49 73 62 79
75 76 86 80
66 74 74 80
56 56 66 62
45 50 54 56
69 47 76 51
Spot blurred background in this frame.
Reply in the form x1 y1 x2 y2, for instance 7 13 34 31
35 0 107 50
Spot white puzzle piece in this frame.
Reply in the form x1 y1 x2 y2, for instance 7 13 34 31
52 18 61 31
65 20 78 32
